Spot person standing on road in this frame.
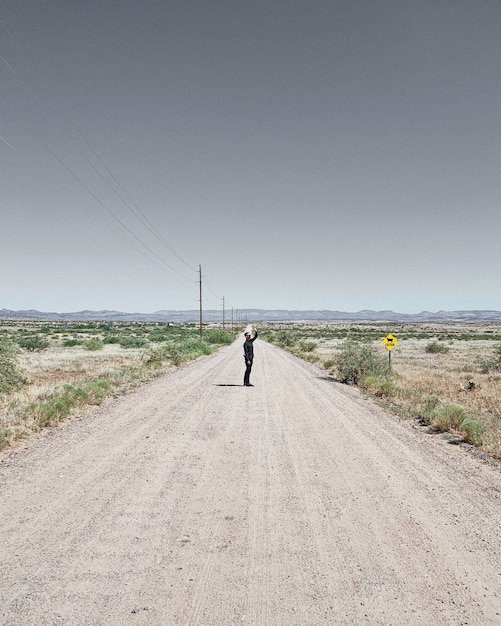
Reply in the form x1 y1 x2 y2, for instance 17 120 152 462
243 328 258 387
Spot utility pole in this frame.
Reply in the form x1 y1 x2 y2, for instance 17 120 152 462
231 307 234 332
222 296 225 330
199 264 203 340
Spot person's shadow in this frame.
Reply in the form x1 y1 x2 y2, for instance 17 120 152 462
214 384 242 387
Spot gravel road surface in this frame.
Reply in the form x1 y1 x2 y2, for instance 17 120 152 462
1 338 500 625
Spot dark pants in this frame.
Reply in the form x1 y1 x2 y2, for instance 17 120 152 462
244 360 253 385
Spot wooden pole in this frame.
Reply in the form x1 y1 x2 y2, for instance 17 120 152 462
199 264 203 340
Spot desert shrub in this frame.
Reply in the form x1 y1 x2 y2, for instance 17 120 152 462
148 333 169 343
428 403 486 447
0 340 25 393
144 338 212 367
83 339 104 351
478 344 501 373
142 347 165 368
0 426 14 451
26 379 112 428
430 403 468 432
31 395 75 427
303 352 320 362
298 340 317 352
18 335 50 352
323 359 334 369
119 336 147 349
81 380 110 403
203 329 234 345
63 338 83 347
363 376 398 397
335 341 389 385
425 341 450 354
103 336 121 344
461 419 486 447
258 330 276 343
276 331 297 347
421 395 441 424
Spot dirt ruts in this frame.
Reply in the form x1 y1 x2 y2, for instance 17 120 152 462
1 338 500 625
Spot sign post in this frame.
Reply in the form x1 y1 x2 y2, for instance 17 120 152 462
382 333 398 371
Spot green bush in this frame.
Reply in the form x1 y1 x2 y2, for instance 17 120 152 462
62 338 83 347
144 337 213 367
298 340 317 352
0 426 14 451
430 403 468 431
119 336 147 349
82 380 110 403
335 341 389 385
0 340 25 393
363 376 397 397
33 395 75 427
276 331 297 347
103 336 121 344
478 344 501 373
422 395 441 424
425 341 450 354
142 347 165 368
26 379 112 428
203 329 234 345
84 339 104 351
18 335 50 352
147 333 169 343
428 403 486 447
461 419 486 447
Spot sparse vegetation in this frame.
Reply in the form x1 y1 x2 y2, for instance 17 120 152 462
0 320 236 451
260 321 501 458
18 335 50 352
478 344 501 373
83 339 104 351
203 329 234 345
63 338 83 347
425 341 450 354
0 340 25 393
335 341 389 385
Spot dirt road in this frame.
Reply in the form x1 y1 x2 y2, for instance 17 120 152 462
1 338 500 625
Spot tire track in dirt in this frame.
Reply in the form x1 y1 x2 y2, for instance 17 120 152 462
0 337 500 625
263 344 500 624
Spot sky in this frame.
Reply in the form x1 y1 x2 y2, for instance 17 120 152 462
1 0 500 314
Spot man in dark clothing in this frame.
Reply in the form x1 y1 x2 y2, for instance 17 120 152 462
243 328 258 386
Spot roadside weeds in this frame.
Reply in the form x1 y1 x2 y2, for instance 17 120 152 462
260 323 501 460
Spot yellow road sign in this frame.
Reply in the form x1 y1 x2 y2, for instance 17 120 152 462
382 334 398 351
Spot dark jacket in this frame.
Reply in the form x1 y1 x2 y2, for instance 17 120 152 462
243 331 258 362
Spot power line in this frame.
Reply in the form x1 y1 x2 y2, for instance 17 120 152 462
0 22 197 284
75 128 197 273
0 93 192 288
0 16 230 308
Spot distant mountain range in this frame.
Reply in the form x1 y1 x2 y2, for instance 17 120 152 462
1 308 501 323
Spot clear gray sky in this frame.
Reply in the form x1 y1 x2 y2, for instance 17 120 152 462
1 1 500 314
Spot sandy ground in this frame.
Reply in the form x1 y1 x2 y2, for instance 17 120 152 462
0 338 500 626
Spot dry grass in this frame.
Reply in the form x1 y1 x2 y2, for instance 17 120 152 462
262 322 501 459
2 343 143 406
388 338 501 457
0 320 234 451
0 338 149 449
